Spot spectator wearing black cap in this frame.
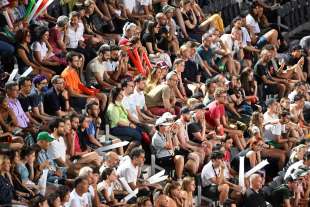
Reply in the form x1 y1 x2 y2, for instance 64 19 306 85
86 44 117 90
201 151 230 205
270 175 298 207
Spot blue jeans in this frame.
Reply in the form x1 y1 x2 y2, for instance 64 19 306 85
110 126 142 143
0 41 14 56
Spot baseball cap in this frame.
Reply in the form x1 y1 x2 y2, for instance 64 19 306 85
37 132 54 142
180 106 191 114
192 103 208 110
155 117 173 126
118 38 130 47
161 112 176 121
162 5 175 14
156 61 169 69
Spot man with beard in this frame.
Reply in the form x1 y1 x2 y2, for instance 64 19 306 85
44 75 71 117
61 51 107 112
47 118 68 167
85 101 103 148
86 44 118 90
175 106 205 175
18 77 40 126
121 78 154 147
30 75 54 122
132 75 156 124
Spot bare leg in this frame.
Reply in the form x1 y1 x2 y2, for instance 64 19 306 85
174 155 184 179
218 184 230 204
175 8 189 38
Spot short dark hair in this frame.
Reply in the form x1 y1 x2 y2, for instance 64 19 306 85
18 76 32 88
34 26 49 42
49 118 65 132
129 148 145 160
266 98 277 108
20 147 35 160
74 176 88 188
121 77 133 89
29 195 47 207
47 192 60 206
98 44 111 55
134 74 146 83
85 101 99 112
66 51 80 62
57 186 70 202
101 167 114 180
110 44 120 51
210 150 224 160
294 94 305 103
110 87 123 104
70 113 80 121
5 81 18 92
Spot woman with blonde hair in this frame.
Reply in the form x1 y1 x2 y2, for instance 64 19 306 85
0 154 15 205
249 111 286 170
163 181 187 207
144 66 162 93
182 177 196 207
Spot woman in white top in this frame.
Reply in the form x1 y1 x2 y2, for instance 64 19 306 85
98 167 124 206
32 26 66 69
246 1 279 49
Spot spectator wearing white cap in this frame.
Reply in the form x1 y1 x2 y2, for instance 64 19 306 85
152 115 186 180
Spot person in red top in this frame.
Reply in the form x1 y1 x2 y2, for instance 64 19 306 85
205 87 246 150
64 114 102 168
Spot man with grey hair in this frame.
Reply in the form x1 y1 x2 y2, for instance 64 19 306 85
99 151 120 175
5 81 30 129
145 71 178 116
243 173 267 207
43 75 70 116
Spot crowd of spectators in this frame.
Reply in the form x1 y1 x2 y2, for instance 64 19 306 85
0 0 310 206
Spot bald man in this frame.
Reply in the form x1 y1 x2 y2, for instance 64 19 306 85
99 151 120 175
243 174 267 207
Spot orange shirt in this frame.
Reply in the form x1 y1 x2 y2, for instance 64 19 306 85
61 67 83 94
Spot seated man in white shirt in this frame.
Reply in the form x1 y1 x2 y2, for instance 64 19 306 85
132 75 156 124
122 78 154 135
69 176 93 207
47 118 67 167
263 99 293 150
220 27 243 76
201 151 230 205
117 148 144 191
